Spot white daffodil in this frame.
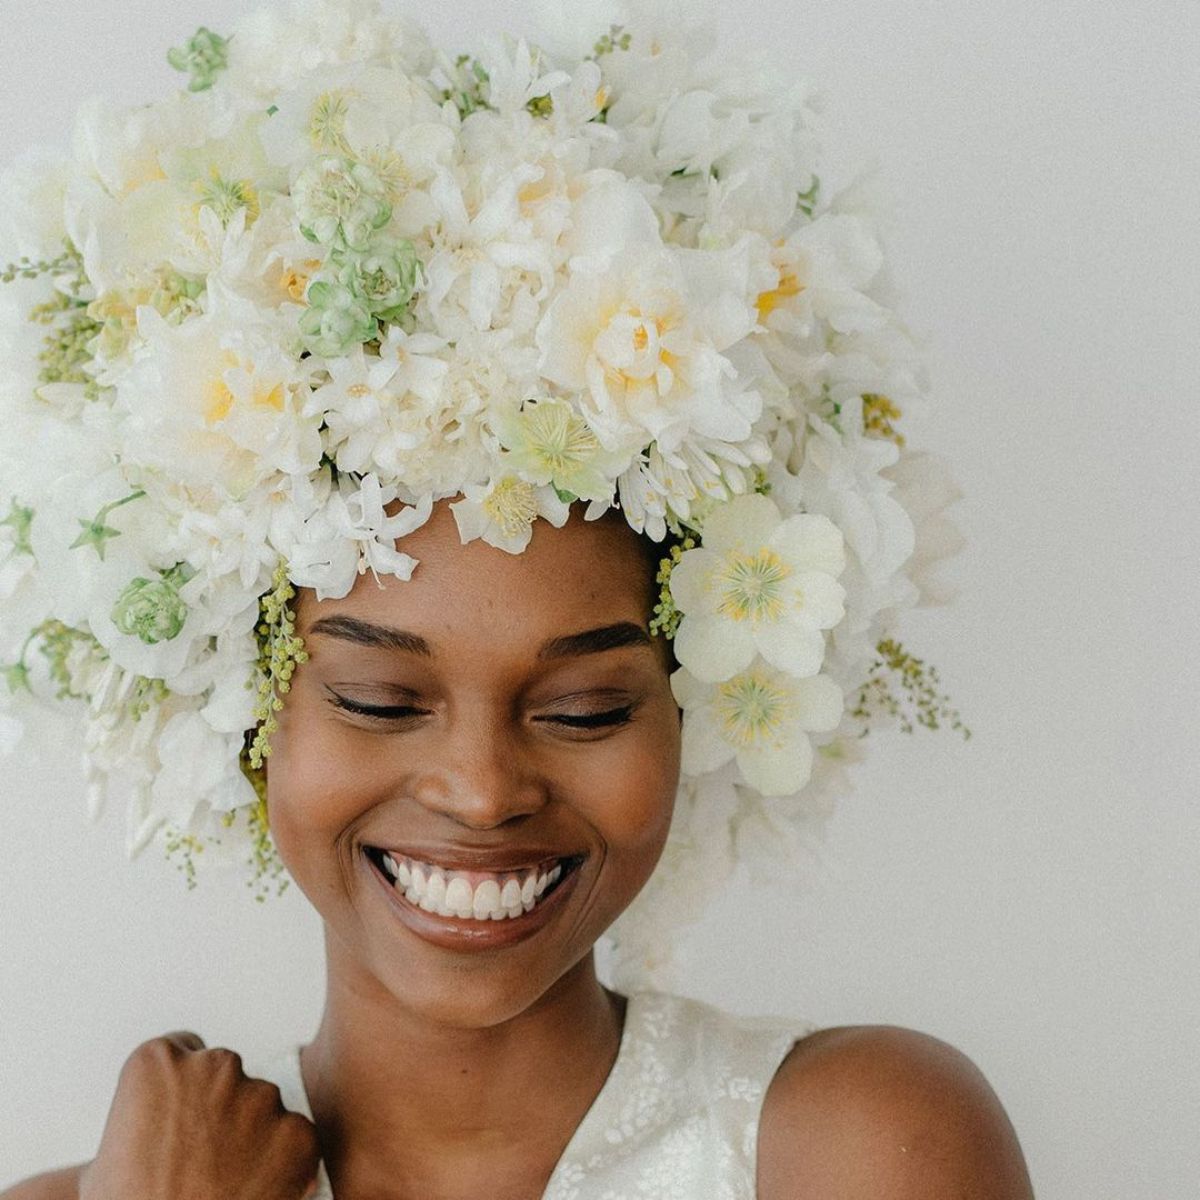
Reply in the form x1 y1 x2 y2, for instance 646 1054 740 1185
492 397 624 503
450 475 571 554
669 492 846 682
672 661 844 796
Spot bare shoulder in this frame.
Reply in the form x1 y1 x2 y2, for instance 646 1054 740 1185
0 1164 85 1200
757 1024 1034 1200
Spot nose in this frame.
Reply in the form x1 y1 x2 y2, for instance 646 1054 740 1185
408 714 548 829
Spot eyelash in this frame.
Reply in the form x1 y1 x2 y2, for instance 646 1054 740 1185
327 695 636 729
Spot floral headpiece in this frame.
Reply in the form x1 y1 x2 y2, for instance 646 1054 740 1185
0 0 968 987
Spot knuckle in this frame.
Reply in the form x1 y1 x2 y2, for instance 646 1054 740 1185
207 1046 246 1074
278 1109 319 1146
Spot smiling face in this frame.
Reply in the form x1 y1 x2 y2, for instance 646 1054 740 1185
265 499 682 1027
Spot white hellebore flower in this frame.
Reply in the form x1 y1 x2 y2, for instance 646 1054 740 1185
450 476 571 555
670 492 846 683
492 397 624 503
672 662 844 796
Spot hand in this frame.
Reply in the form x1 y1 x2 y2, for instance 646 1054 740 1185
78 1031 321 1200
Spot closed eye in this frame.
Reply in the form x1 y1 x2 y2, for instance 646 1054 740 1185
326 694 636 728
536 705 636 729
327 695 426 720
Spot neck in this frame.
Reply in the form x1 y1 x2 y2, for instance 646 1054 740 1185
300 932 627 1198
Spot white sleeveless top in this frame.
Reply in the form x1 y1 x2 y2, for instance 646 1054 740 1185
249 989 815 1199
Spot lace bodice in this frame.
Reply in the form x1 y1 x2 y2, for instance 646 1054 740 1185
246 989 815 1199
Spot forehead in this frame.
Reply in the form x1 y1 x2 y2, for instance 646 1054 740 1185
295 501 656 651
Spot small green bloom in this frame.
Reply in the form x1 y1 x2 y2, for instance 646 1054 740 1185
0 501 34 558
111 565 194 645
298 279 377 357
293 156 393 253
592 25 633 58
333 239 423 323
167 26 232 93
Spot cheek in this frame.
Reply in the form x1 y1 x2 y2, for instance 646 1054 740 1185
576 713 682 872
262 692 366 884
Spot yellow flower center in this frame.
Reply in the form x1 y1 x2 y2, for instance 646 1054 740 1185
715 548 791 623
203 355 285 425
715 670 793 748
309 90 354 155
632 323 650 352
524 403 599 473
483 478 539 538
756 269 803 319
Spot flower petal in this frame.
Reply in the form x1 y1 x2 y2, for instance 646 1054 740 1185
667 546 721 616
736 734 814 795
771 511 846 576
794 673 845 732
753 622 825 678
675 613 755 682
680 704 737 775
699 491 781 553
784 571 846 629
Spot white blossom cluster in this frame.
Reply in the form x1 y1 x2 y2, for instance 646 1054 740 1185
0 0 965 987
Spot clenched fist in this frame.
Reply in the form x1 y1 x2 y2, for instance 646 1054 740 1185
78 1032 321 1200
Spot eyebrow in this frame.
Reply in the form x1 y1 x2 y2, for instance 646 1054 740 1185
305 616 652 660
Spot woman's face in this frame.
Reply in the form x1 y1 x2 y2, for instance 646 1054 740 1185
266 500 681 1026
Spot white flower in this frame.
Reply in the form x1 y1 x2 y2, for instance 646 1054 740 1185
536 243 759 455
670 492 846 682
114 283 324 500
881 449 966 607
753 213 890 339
473 35 571 116
672 661 844 795
288 473 433 600
0 144 71 262
421 162 555 337
787 412 915 588
492 397 624 502
450 476 571 554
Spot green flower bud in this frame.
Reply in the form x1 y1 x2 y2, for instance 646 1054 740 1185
333 239 422 322
298 280 377 357
293 156 393 253
166 27 231 93
111 571 190 645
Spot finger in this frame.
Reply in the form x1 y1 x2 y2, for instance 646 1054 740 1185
158 1030 207 1052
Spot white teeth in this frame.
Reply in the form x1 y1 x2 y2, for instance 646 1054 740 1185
375 851 574 921
473 879 502 919
444 877 473 917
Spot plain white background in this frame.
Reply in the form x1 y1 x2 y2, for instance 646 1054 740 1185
1 1 1197 1195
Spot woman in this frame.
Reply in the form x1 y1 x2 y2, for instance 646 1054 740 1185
4 500 1033 1198
0 0 1033 1193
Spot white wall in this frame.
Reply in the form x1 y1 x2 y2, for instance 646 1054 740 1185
2 1 1197 1196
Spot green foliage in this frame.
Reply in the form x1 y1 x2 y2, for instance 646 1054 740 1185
851 638 971 739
